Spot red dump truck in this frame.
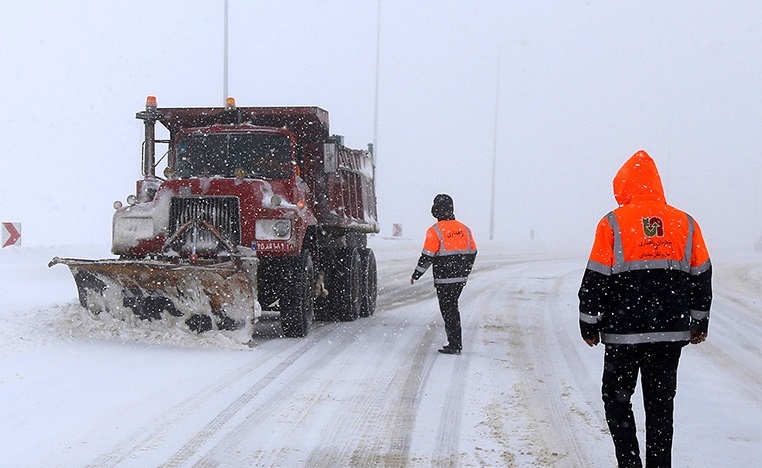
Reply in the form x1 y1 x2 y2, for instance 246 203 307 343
50 97 379 339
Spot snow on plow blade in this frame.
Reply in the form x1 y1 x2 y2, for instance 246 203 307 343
48 257 258 337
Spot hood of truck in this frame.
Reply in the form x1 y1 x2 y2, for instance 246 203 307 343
112 176 316 255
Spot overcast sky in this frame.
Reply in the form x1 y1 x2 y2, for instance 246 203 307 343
1 1 761 252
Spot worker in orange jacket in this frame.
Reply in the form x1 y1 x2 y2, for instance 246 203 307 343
578 150 712 468
411 194 477 355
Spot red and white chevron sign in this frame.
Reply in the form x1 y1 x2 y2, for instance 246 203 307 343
2 222 21 248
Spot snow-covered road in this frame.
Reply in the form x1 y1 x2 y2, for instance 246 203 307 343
1 240 760 467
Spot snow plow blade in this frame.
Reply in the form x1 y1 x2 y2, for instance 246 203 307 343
48 257 258 336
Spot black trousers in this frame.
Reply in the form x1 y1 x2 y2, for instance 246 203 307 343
602 343 685 468
434 282 465 350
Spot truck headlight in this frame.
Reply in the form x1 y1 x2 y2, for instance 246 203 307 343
256 219 292 240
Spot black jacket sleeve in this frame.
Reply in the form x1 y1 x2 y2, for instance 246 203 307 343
412 253 434 280
578 268 611 340
689 265 713 333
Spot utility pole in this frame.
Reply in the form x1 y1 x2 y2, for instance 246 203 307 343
489 47 501 241
223 0 229 104
490 40 527 241
373 0 381 159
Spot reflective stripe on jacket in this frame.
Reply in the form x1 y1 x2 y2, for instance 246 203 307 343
413 219 477 284
578 150 712 345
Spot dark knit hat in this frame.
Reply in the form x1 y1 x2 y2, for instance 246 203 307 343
431 193 455 220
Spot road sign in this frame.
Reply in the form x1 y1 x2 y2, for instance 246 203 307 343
392 223 403 237
2 222 21 247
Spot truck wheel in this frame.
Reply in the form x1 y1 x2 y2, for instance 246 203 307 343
280 251 315 337
333 247 362 322
359 248 377 317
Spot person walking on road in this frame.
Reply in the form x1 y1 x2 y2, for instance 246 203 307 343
578 150 713 468
411 194 477 355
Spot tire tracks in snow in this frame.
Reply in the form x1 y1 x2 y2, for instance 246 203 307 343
694 292 762 401
86 249 607 467
161 321 366 467
431 297 477 466
478 258 599 467
87 259 420 467
522 263 607 467
301 295 441 465
690 262 762 400
453 270 524 466
282 264 477 465
186 312 411 467
86 321 341 468
169 273 441 466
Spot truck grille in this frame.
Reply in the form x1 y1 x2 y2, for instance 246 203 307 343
169 197 241 251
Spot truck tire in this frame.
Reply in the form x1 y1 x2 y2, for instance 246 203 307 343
256 258 282 312
280 251 315 337
359 248 377 317
333 247 362 322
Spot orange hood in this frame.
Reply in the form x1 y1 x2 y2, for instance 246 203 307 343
613 150 666 206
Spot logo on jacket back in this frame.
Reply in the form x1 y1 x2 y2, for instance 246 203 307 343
446 228 464 239
642 217 664 237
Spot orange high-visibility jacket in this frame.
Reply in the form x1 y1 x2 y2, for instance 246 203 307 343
578 150 712 345
413 219 477 284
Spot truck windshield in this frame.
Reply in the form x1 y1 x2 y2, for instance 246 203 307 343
175 133 292 179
